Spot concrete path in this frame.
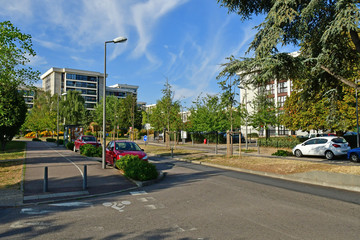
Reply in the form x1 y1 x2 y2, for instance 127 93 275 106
22 141 136 204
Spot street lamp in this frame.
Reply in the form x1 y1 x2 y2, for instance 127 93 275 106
239 85 248 149
102 36 127 169
356 80 360 148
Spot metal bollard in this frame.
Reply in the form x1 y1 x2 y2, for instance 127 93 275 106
171 147 174 158
43 166 48 192
83 165 87 190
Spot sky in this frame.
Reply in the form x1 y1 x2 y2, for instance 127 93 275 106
0 0 267 107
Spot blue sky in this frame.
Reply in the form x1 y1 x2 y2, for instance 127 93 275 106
0 0 266 107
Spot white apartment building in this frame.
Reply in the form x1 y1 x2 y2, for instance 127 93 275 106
239 79 296 136
41 67 142 110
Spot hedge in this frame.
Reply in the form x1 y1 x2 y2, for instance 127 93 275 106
115 155 158 181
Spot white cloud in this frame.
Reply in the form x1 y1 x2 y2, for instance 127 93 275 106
130 0 189 62
26 54 47 67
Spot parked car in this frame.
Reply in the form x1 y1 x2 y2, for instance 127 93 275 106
292 136 350 160
222 132 245 143
347 148 360 162
106 140 148 166
73 135 101 152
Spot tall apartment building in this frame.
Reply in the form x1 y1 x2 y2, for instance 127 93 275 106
239 79 295 136
40 67 141 110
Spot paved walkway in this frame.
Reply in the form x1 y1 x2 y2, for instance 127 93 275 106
1 141 136 207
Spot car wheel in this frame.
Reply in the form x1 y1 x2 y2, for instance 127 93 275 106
113 158 117 168
325 151 334 160
73 145 77 152
294 149 302 157
350 153 360 163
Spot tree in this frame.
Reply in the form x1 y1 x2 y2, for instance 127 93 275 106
249 87 277 138
0 21 39 149
60 91 87 126
217 1 360 95
148 80 182 146
0 21 39 86
189 94 230 132
22 91 58 137
0 83 27 150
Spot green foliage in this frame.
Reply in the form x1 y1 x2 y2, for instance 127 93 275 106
93 94 143 134
148 80 182 133
66 141 74 150
60 90 87 126
116 155 158 181
217 1 360 109
80 144 102 157
22 91 58 136
0 83 28 150
46 138 56 142
249 88 278 138
0 21 40 87
248 133 258 138
32 138 41 142
57 139 64 145
188 94 231 133
258 137 300 149
272 150 293 157
84 131 93 136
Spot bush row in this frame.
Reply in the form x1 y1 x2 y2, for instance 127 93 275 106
115 155 158 181
258 137 301 149
80 144 102 157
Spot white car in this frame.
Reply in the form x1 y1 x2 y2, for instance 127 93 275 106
292 136 350 160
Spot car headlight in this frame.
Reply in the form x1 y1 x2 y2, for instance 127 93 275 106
142 154 148 160
116 155 123 160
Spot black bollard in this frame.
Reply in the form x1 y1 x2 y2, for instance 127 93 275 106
43 166 48 192
83 165 87 190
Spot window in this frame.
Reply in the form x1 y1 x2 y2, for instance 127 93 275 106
277 81 288 93
266 84 274 95
305 139 316 145
315 139 328 144
277 96 287 108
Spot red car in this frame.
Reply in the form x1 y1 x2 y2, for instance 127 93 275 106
106 140 148 166
73 135 101 152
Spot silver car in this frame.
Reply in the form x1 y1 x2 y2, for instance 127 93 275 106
292 136 350 160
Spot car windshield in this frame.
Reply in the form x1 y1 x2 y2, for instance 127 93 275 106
332 138 347 143
83 136 96 142
115 142 142 151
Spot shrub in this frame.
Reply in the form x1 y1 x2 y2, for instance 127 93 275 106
248 133 259 138
258 137 300 149
116 155 158 181
46 138 56 142
32 138 41 141
272 150 293 156
57 139 64 145
66 141 74 150
80 144 102 157
84 131 93 136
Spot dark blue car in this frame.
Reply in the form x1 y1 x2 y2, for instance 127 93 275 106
347 148 360 162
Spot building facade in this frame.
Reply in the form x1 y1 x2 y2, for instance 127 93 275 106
41 68 141 110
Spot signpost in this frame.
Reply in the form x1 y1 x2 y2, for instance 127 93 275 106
143 135 148 146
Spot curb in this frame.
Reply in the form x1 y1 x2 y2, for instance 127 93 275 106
157 155 360 193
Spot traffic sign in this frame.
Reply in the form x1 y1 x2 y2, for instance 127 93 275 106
143 135 148 142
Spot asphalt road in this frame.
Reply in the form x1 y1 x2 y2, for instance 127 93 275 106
1 156 360 239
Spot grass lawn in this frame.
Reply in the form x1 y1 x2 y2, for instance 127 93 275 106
0 141 26 189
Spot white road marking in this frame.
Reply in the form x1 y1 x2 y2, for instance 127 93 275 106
10 221 50 229
103 201 131 212
49 202 92 207
20 208 52 215
130 191 147 196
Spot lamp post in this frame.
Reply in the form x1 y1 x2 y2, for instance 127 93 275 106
57 93 60 146
239 85 249 149
356 80 360 148
102 36 127 169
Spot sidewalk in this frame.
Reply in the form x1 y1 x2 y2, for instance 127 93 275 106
1 141 137 207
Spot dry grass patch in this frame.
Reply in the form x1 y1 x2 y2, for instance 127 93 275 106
186 155 360 175
0 160 23 189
